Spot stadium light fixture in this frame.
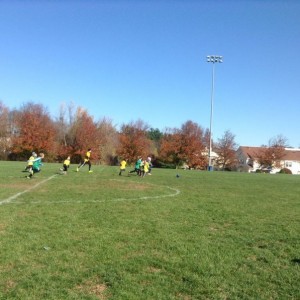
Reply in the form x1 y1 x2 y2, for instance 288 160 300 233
206 55 223 171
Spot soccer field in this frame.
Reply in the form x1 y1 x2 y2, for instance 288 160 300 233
0 162 299 299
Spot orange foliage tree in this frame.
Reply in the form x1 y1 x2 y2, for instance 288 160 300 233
11 103 57 159
67 107 100 163
215 130 238 170
255 135 288 169
117 120 151 164
159 120 206 169
159 128 182 166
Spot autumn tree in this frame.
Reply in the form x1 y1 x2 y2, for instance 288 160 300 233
117 120 151 164
67 107 100 163
0 102 10 159
159 121 206 169
97 117 118 165
159 128 182 167
54 102 78 160
11 102 57 160
202 128 211 150
179 121 206 168
256 135 288 169
215 130 238 170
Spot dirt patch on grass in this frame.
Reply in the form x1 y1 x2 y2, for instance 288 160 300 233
147 266 162 273
0 183 30 190
175 293 192 300
75 277 110 299
4 279 17 292
0 223 7 233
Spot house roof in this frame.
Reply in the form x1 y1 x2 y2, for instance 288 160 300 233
284 149 300 160
237 146 263 159
238 146 300 161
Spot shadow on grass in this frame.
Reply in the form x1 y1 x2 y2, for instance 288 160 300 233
291 258 300 265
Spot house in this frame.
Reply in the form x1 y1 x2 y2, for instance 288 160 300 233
236 146 300 174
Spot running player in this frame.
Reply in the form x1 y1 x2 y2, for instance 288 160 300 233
77 149 93 173
119 159 127 176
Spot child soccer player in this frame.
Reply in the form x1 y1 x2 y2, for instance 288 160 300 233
77 149 93 173
24 152 37 171
119 159 127 176
129 157 142 176
27 153 44 179
60 156 70 175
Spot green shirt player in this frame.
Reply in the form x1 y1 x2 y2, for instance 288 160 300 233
129 157 142 176
27 153 44 179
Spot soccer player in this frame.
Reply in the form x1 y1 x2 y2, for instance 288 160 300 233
27 153 44 179
60 156 71 175
24 152 37 171
147 156 153 175
129 157 142 176
142 159 150 177
119 159 127 176
77 149 93 173
139 159 145 176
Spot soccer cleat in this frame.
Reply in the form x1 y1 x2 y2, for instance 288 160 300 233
76 168 79 172
89 170 93 173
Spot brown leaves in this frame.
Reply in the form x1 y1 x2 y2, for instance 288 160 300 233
11 102 57 155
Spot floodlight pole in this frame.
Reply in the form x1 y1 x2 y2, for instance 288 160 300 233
206 55 223 171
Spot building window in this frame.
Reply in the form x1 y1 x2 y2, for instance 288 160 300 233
285 161 292 168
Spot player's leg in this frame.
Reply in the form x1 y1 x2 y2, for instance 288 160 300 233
88 161 92 173
77 161 85 171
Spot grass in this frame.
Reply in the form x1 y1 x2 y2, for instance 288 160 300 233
0 161 299 299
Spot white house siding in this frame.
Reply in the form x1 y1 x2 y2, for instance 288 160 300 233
284 160 300 175
236 146 300 175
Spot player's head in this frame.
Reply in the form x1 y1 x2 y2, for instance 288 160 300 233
39 153 45 158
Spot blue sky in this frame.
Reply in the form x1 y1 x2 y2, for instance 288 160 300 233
0 0 299 147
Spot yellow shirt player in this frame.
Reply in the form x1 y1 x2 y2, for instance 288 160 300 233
25 152 37 171
60 156 70 175
119 159 127 176
142 160 150 177
77 149 93 173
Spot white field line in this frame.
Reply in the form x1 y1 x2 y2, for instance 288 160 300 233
0 174 58 206
7 178 180 205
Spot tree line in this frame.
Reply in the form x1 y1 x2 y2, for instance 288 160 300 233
0 101 240 169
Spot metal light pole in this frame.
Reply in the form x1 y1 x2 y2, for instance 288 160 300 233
206 55 223 171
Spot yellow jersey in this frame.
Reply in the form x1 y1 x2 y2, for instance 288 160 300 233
84 151 91 162
27 155 34 166
64 158 70 166
120 160 127 170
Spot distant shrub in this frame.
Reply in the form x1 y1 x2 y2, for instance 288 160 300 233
279 168 292 174
155 160 176 169
255 169 262 173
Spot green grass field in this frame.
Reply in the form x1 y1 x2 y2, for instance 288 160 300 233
0 161 299 300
